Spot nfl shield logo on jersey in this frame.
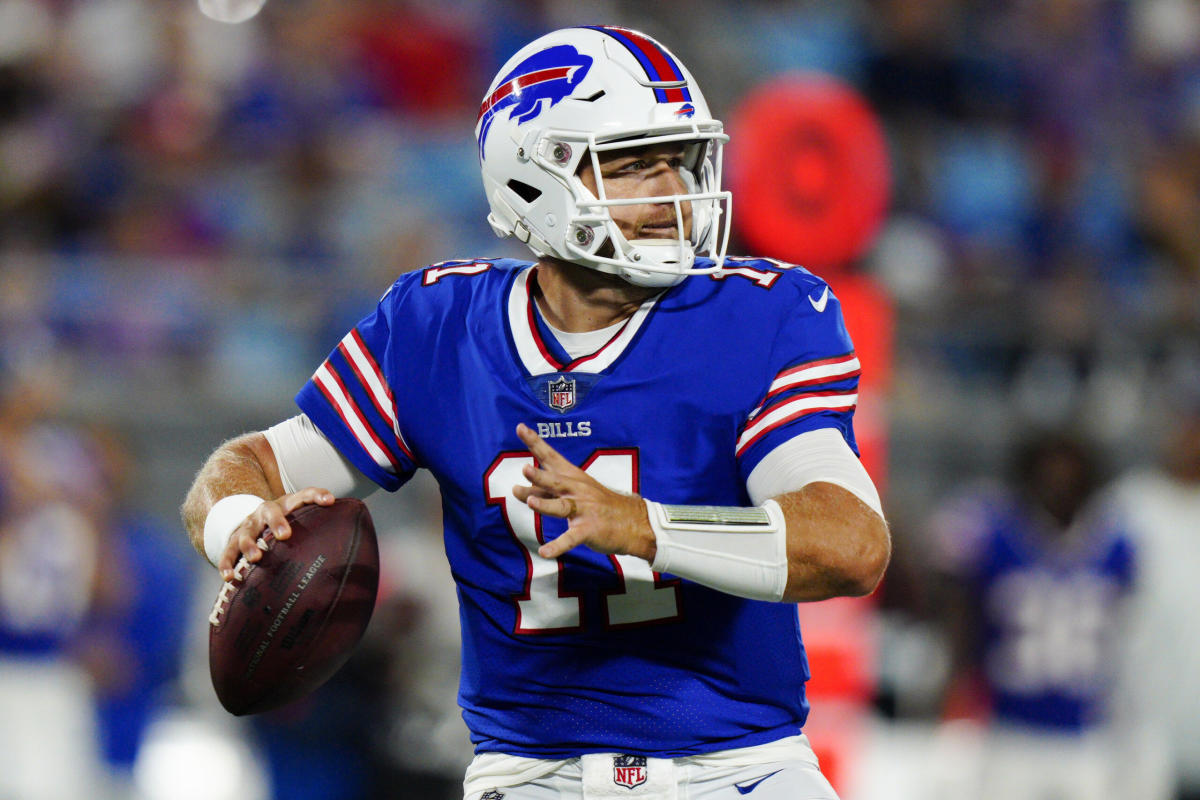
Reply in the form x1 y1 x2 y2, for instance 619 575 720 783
480 791 505 800
613 754 648 789
548 376 576 412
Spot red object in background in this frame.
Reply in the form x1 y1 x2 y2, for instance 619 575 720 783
353 10 482 115
833 275 893 498
727 73 891 274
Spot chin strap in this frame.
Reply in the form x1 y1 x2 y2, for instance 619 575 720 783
487 192 554 258
616 239 695 287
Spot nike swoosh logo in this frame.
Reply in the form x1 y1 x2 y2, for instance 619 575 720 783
734 769 784 795
808 286 829 312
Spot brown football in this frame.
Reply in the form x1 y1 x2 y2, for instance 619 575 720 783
208 498 379 716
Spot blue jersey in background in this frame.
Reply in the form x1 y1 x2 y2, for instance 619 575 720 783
939 488 1136 732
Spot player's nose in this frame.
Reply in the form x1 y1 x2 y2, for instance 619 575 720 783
646 164 687 198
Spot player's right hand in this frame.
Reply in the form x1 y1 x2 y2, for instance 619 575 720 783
218 488 335 581
511 423 657 563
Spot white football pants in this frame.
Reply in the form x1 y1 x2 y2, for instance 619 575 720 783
463 735 840 800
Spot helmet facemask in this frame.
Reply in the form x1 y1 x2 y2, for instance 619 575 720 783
561 129 732 288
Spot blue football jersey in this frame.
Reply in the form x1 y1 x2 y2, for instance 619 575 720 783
943 490 1135 732
296 257 862 758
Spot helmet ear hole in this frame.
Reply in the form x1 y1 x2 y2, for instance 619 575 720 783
506 179 542 204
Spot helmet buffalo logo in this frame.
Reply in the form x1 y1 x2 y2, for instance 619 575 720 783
675 102 696 118
477 45 593 159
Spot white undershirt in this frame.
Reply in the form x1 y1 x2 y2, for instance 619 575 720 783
543 317 625 359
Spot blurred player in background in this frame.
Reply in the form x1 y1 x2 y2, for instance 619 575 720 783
182 26 889 800
0 363 121 800
931 432 1135 800
1111 401 1200 800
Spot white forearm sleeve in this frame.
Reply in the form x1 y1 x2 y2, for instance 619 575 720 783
746 427 883 518
647 499 788 602
263 414 377 499
642 429 882 602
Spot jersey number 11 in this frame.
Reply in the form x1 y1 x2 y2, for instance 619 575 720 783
485 450 682 634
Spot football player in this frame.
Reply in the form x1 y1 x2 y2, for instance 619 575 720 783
183 26 889 800
932 433 1136 799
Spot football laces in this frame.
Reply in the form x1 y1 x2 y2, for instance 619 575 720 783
208 531 274 626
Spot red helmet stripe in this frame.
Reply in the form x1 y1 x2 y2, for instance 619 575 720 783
598 26 683 82
584 26 693 104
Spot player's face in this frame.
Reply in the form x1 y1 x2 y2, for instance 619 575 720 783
579 143 694 242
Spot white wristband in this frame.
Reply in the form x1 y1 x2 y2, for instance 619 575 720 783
203 494 265 567
646 498 788 602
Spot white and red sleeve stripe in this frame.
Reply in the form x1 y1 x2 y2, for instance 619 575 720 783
762 353 860 402
736 353 860 459
311 331 415 473
736 390 859 458
312 364 401 473
335 330 415 461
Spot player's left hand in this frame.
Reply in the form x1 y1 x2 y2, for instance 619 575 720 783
512 423 657 562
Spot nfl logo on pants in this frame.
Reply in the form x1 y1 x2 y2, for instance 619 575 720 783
613 754 648 789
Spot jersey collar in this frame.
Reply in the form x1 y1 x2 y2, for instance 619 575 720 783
507 266 659 376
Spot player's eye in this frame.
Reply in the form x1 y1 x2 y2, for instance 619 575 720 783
601 159 642 178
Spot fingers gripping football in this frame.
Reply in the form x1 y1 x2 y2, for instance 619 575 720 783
217 488 335 580
511 424 656 562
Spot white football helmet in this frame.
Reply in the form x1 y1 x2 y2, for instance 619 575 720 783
476 26 731 288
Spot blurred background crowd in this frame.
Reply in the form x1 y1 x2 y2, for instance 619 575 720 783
1 0 1198 798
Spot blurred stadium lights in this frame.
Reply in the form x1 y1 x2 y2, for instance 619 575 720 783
132 710 269 800
198 0 268 24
